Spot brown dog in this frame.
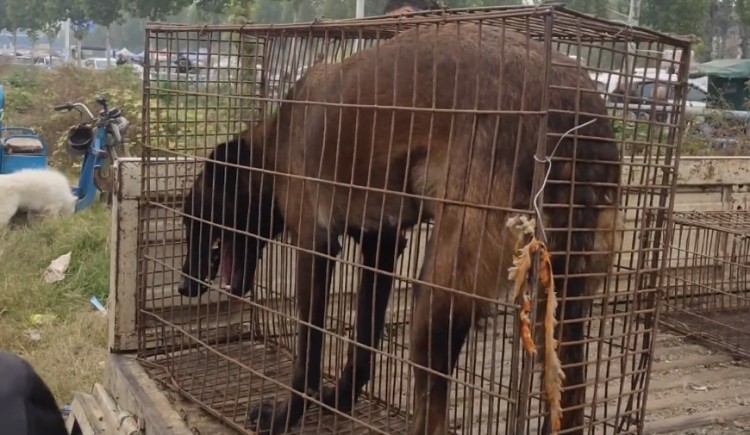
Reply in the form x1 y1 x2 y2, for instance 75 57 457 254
243 21 621 435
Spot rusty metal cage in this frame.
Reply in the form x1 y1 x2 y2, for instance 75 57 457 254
661 210 750 359
135 5 691 434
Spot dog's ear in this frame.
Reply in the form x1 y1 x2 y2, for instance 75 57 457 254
200 139 255 200
221 138 252 167
204 139 250 179
202 142 228 182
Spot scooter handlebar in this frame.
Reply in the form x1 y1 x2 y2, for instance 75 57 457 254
53 103 73 112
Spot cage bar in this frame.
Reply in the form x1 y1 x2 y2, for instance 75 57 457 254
135 5 691 434
662 210 750 359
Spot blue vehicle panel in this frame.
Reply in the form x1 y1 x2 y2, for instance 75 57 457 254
0 85 49 175
3 85 127 215
71 126 110 213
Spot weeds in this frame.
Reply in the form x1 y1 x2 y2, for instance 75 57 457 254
0 203 110 404
0 64 127 405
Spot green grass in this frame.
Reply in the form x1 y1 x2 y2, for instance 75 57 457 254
0 203 111 405
0 64 139 405
0 62 224 408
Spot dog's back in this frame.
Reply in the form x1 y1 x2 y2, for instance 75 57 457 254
247 22 621 435
0 168 77 216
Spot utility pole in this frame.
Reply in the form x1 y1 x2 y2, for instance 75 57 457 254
353 0 365 53
63 19 71 63
623 0 642 81
628 0 642 26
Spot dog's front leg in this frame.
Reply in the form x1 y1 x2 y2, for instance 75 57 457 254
319 229 407 414
248 230 341 434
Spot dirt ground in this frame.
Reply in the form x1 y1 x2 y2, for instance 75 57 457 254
141 326 750 435
642 333 750 435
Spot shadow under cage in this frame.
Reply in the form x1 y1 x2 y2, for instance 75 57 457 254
135 5 691 435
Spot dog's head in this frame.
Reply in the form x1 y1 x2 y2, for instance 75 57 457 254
177 138 284 298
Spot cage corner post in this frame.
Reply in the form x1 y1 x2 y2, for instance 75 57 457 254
108 157 143 353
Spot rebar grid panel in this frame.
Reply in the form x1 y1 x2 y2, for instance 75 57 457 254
661 210 750 359
136 5 691 435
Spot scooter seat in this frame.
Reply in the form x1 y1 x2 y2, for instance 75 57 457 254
1 136 44 154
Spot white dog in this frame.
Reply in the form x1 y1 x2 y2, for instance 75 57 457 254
0 168 77 229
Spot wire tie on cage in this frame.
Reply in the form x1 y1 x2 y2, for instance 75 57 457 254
525 115 597 432
507 215 564 434
532 117 597 243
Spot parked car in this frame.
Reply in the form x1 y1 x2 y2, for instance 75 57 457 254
83 57 113 70
589 68 707 122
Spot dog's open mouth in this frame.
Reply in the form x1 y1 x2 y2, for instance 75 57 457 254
208 239 233 290
219 240 233 289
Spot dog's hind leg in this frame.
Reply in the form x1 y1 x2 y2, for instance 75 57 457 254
0 195 20 230
319 229 407 414
43 206 63 219
248 227 341 434
408 200 506 435
408 219 476 435
542 184 620 435
0 211 14 230
41 200 70 218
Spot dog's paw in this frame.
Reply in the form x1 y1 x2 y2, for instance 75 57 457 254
318 385 355 415
247 401 293 435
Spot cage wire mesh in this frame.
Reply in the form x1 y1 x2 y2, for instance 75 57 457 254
136 5 691 435
661 210 750 360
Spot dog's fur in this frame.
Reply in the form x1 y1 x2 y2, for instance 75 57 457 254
178 140 409 305
383 0 441 14
181 22 621 435
179 138 412 424
0 168 77 229
178 140 284 297
178 141 271 296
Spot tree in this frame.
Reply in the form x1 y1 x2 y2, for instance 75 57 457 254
736 0 750 58
82 0 124 29
319 0 355 19
707 0 734 58
39 0 64 46
195 0 231 23
42 21 62 62
71 21 93 62
0 0 10 33
640 0 710 40
225 0 256 24
3 0 41 53
126 0 192 21
559 0 609 18
448 0 511 6
251 0 284 23
80 0 125 65
10 0 67 60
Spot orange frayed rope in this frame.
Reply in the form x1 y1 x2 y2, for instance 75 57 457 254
506 215 565 434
